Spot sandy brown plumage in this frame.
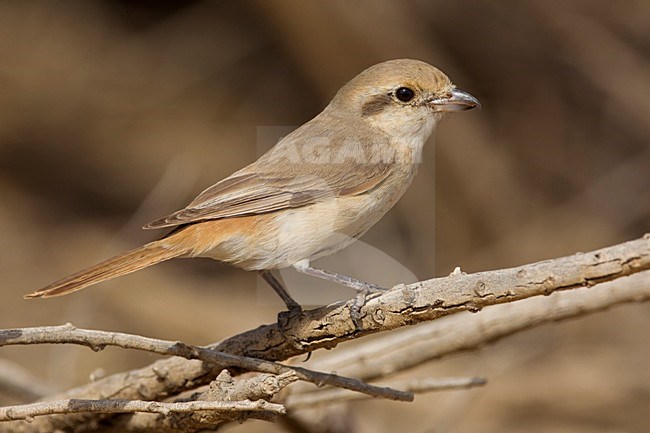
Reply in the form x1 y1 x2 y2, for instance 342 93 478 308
24 243 180 298
26 59 478 301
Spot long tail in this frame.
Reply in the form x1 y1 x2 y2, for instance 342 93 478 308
25 241 182 298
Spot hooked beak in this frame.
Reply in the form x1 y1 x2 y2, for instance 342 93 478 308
429 88 480 112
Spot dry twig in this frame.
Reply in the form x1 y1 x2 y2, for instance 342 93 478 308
0 398 283 422
0 325 411 402
286 377 486 409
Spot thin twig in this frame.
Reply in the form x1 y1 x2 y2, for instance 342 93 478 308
0 398 283 422
0 325 412 403
286 377 486 409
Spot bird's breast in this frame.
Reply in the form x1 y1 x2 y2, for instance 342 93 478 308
183 158 420 270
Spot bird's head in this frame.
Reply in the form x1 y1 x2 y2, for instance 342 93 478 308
329 59 479 143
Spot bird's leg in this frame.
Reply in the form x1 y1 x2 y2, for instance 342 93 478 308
258 269 303 313
292 260 386 293
292 260 387 328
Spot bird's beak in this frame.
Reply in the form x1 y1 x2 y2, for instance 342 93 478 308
429 88 480 112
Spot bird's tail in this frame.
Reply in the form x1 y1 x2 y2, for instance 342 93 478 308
24 241 182 299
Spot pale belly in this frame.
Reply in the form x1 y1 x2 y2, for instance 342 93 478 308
195 167 416 270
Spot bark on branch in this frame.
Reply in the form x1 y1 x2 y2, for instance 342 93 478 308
0 325 411 402
0 235 648 432
217 235 649 361
0 398 283 422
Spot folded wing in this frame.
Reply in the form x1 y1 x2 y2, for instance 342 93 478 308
144 162 391 229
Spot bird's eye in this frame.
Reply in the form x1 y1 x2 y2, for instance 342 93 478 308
395 87 415 102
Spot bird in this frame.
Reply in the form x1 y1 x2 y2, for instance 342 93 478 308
25 59 479 314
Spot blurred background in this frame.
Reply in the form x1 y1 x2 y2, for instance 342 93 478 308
0 1 648 432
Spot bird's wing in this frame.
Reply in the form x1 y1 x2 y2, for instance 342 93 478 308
143 162 391 229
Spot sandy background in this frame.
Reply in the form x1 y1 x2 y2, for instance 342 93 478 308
0 1 648 432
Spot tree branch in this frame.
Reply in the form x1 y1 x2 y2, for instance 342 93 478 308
297 269 650 382
105 370 296 432
1 236 647 432
215 235 649 361
0 325 411 402
0 398 284 422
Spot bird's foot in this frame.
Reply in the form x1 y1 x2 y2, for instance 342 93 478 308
349 283 387 331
